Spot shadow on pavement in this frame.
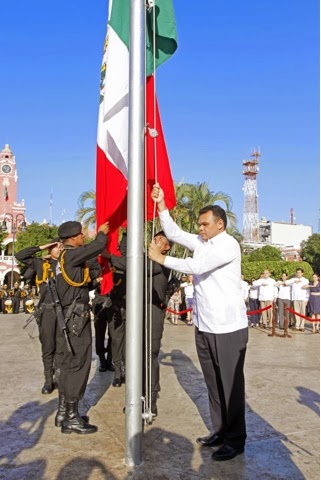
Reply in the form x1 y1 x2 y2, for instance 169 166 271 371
132 427 196 480
57 457 117 480
79 348 114 416
161 348 306 480
0 399 57 480
296 386 320 416
160 348 211 430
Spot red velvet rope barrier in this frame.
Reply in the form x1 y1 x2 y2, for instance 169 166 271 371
247 305 272 316
166 305 320 322
286 307 320 322
166 307 193 315
168 305 271 316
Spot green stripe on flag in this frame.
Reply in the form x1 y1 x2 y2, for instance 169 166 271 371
109 0 177 76
146 1 177 75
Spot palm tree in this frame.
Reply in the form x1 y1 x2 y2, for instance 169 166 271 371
172 182 236 234
171 181 191 229
227 226 244 245
75 190 96 229
76 182 238 242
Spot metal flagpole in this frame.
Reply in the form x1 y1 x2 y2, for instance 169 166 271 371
125 0 145 467
49 190 53 225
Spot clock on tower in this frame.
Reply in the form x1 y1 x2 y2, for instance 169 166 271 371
2 164 12 174
0 144 19 210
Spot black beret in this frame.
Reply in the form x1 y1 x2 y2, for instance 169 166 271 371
58 221 82 239
154 230 173 248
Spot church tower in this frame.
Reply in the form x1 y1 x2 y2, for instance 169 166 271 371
0 144 25 217
0 144 26 286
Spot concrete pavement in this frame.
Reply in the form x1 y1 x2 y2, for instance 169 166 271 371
0 312 319 480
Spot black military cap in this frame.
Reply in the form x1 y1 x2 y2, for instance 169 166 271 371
154 230 173 248
58 221 82 239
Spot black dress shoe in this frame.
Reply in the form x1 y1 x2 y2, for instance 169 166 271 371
211 444 244 461
196 433 224 447
41 384 54 394
112 377 122 387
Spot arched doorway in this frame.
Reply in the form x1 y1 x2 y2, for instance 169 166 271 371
3 270 20 289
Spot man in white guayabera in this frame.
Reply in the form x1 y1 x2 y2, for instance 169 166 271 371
148 183 248 462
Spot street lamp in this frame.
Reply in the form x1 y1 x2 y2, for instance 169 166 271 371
2 213 27 288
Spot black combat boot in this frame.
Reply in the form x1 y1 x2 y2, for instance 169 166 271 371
55 395 89 427
112 366 122 387
55 395 66 427
121 363 126 384
61 401 97 434
41 369 54 394
151 392 158 417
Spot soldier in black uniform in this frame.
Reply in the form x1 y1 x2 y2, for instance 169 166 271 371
107 233 127 387
55 220 109 435
146 231 171 416
92 287 114 373
16 238 63 393
1 284 10 313
12 281 22 314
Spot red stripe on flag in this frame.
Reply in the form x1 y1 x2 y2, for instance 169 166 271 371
96 145 127 294
96 79 176 295
145 75 176 220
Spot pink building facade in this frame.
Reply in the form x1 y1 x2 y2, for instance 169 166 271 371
0 144 26 286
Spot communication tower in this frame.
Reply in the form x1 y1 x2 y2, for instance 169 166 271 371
242 149 261 242
290 208 294 224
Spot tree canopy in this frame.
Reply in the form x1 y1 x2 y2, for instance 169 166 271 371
15 223 59 257
242 260 314 283
300 233 320 274
172 181 237 234
244 245 283 262
75 190 96 229
76 181 241 250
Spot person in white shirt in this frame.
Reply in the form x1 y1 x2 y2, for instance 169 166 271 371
148 183 248 462
253 270 277 328
285 268 309 331
276 273 292 329
180 274 195 325
248 279 260 327
241 274 249 305
168 287 182 325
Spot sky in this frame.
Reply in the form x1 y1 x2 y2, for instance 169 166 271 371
0 0 319 232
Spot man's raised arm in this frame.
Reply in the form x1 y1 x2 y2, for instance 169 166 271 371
151 183 198 252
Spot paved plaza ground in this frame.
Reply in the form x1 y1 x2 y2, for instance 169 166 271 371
0 312 319 480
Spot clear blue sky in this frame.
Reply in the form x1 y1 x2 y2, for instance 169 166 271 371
0 0 319 231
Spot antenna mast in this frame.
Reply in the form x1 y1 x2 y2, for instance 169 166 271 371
242 148 261 242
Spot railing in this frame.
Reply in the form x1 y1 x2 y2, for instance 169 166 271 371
2 255 18 264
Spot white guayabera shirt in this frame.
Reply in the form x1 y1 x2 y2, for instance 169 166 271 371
285 277 309 301
252 277 277 301
159 209 248 334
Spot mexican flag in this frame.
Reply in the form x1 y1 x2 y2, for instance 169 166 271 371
96 0 177 293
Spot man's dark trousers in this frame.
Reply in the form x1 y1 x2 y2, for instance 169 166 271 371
148 305 165 394
94 304 112 359
108 306 125 375
39 305 60 372
195 326 248 449
57 312 92 401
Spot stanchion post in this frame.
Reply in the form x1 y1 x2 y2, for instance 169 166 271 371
282 303 292 338
268 303 277 337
